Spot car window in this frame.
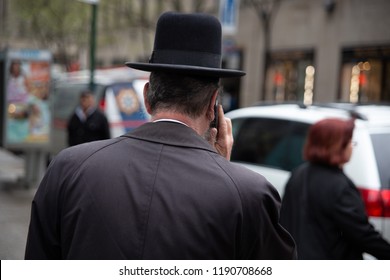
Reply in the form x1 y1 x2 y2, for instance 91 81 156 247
370 133 390 190
231 118 309 171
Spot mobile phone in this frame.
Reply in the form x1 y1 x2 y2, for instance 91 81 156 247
210 100 219 128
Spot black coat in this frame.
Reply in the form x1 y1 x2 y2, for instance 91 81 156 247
67 108 110 146
25 121 296 260
280 163 390 259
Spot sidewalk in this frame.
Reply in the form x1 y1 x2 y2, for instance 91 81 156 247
0 148 25 184
0 148 35 260
0 183 36 259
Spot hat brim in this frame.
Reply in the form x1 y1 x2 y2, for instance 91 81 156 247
126 62 245 78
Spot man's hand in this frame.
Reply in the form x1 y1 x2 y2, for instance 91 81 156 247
208 105 234 160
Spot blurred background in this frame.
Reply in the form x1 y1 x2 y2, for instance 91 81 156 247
1 0 390 108
0 0 390 259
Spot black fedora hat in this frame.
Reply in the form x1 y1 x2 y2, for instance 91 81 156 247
126 12 245 78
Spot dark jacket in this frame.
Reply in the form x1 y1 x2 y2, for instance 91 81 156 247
67 107 110 146
280 163 390 259
25 121 296 260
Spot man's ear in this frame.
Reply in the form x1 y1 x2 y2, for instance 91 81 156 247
143 82 152 114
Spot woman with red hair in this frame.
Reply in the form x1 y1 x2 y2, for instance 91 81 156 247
280 118 390 259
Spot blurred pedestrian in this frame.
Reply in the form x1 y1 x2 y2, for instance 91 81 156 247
25 12 296 260
280 118 390 259
67 90 110 146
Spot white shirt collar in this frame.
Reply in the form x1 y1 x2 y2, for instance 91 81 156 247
153 119 188 127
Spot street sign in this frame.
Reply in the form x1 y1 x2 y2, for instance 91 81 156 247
219 0 240 35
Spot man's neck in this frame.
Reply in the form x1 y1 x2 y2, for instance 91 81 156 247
151 112 207 136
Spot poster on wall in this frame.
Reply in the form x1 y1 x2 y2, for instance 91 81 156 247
4 49 52 148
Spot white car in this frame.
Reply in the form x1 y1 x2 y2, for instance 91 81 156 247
226 103 390 246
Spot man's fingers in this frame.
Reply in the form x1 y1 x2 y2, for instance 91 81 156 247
208 127 217 145
212 105 233 160
217 105 226 135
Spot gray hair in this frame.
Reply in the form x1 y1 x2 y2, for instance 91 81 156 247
146 72 219 118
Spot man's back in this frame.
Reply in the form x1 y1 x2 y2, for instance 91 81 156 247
25 122 295 259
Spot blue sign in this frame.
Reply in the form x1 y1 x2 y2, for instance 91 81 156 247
8 49 52 61
219 0 240 35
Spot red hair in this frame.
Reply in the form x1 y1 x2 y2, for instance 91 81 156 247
304 118 355 166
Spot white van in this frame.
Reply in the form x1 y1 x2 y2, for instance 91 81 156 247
50 67 150 157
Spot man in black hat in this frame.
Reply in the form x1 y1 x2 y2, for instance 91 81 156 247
25 12 296 259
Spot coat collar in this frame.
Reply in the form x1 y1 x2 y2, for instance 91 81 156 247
121 121 217 153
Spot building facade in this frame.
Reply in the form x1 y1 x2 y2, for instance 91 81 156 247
2 0 390 108
235 0 390 107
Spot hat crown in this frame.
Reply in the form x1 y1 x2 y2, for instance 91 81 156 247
125 12 245 77
153 12 222 55
150 12 222 69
